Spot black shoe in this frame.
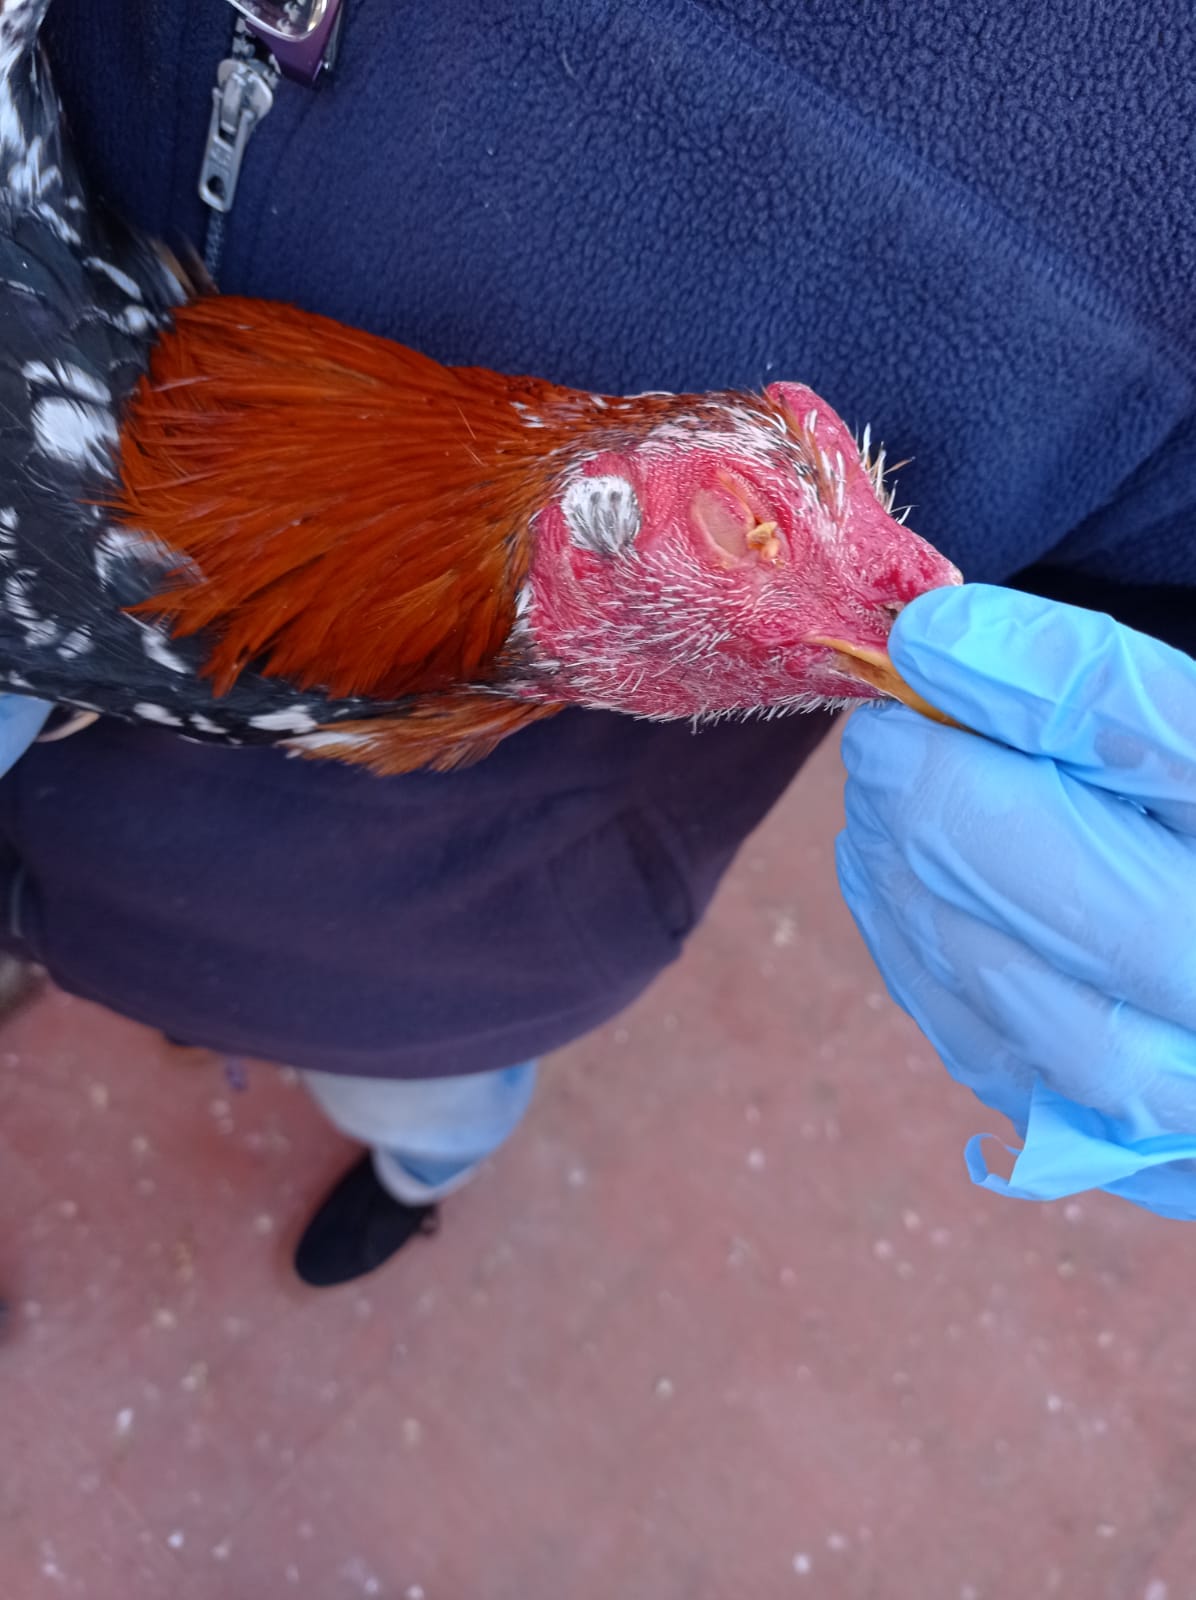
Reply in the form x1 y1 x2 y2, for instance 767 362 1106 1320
294 1154 439 1287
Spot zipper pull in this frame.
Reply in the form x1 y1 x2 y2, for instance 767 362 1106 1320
198 54 276 216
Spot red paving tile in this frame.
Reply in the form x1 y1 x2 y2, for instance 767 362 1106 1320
0 732 1189 1599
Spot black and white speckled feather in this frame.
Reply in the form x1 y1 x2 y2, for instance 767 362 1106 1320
0 0 413 747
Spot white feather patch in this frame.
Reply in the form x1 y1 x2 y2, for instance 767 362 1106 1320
32 396 117 474
23 359 111 404
132 702 182 726
56 627 91 659
249 708 318 734
82 255 144 300
285 729 371 754
137 622 188 674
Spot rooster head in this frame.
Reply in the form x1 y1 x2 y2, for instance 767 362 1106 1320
518 381 962 721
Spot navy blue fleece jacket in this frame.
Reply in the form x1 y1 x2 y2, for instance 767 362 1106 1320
0 0 1191 1077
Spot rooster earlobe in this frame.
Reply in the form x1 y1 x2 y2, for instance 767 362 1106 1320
560 474 642 555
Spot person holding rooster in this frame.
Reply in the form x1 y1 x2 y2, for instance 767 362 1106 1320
0 0 1192 1285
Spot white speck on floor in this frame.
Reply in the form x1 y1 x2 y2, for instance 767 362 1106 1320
355 1296 373 1320
211 1540 232 1561
1096 1330 1115 1349
405 1587 426 1600
1063 1202 1083 1222
902 1209 921 1231
654 1377 675 1400
342 1560 382 1593
181 1362 208 1394
1144 1581 1168 1600
827 1532 849 1552
747 1147 766 1170
930 1227 952 1247
136 1177 157 1198
208 1099 230 1118
779 1267 797 1289
727 1237 753 1269
401 1418 423 1447
56 1199 78 1220
960 1586 979 1600
22 1298 40 1319
285 1564 300 1584
872 1239 894 1260
297 1522 315 1541
772 912 797 946
253 1214 275 1235
166 1530 185 1550
130 1135 151 1157
792 1552 812 1575
1045 1393 1064 1413
114 1407 135 1438
1096 1523 1117 1539
567 1165 587 1188
152 1308 176 1330
88 1082 110 1111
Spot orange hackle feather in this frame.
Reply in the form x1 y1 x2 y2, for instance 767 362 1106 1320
114 297 613 702
295 694 570 775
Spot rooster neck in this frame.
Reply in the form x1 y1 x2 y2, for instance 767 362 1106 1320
115 298 590 701
115 298 756 703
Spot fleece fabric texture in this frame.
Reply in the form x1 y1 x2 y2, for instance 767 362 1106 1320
0 0 1190 1078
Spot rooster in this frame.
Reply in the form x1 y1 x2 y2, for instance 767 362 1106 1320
0 0 960 776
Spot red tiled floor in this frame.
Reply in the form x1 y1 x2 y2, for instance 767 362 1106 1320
0 732 1187 1599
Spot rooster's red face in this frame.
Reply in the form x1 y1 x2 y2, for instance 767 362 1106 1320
521 381 961 721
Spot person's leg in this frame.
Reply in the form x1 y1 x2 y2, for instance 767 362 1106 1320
295 1063 537 1286
302 1062 538 1202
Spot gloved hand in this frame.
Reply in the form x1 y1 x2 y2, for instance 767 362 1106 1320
837 583 1196 1219
0 695 50 778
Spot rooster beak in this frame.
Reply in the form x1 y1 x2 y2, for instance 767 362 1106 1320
809 637 967 732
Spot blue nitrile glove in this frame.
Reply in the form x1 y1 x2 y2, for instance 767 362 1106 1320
837 583 1196 1219
0 695 51 777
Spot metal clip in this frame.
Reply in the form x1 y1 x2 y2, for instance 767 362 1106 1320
198 57 276 214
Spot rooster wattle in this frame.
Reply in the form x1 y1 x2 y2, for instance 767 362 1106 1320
0 0 960 775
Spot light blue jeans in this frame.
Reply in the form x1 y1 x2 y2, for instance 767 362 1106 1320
302 1062 538 1203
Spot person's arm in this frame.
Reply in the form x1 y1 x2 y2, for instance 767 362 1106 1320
0 696 50 778
837 584 1196 1218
